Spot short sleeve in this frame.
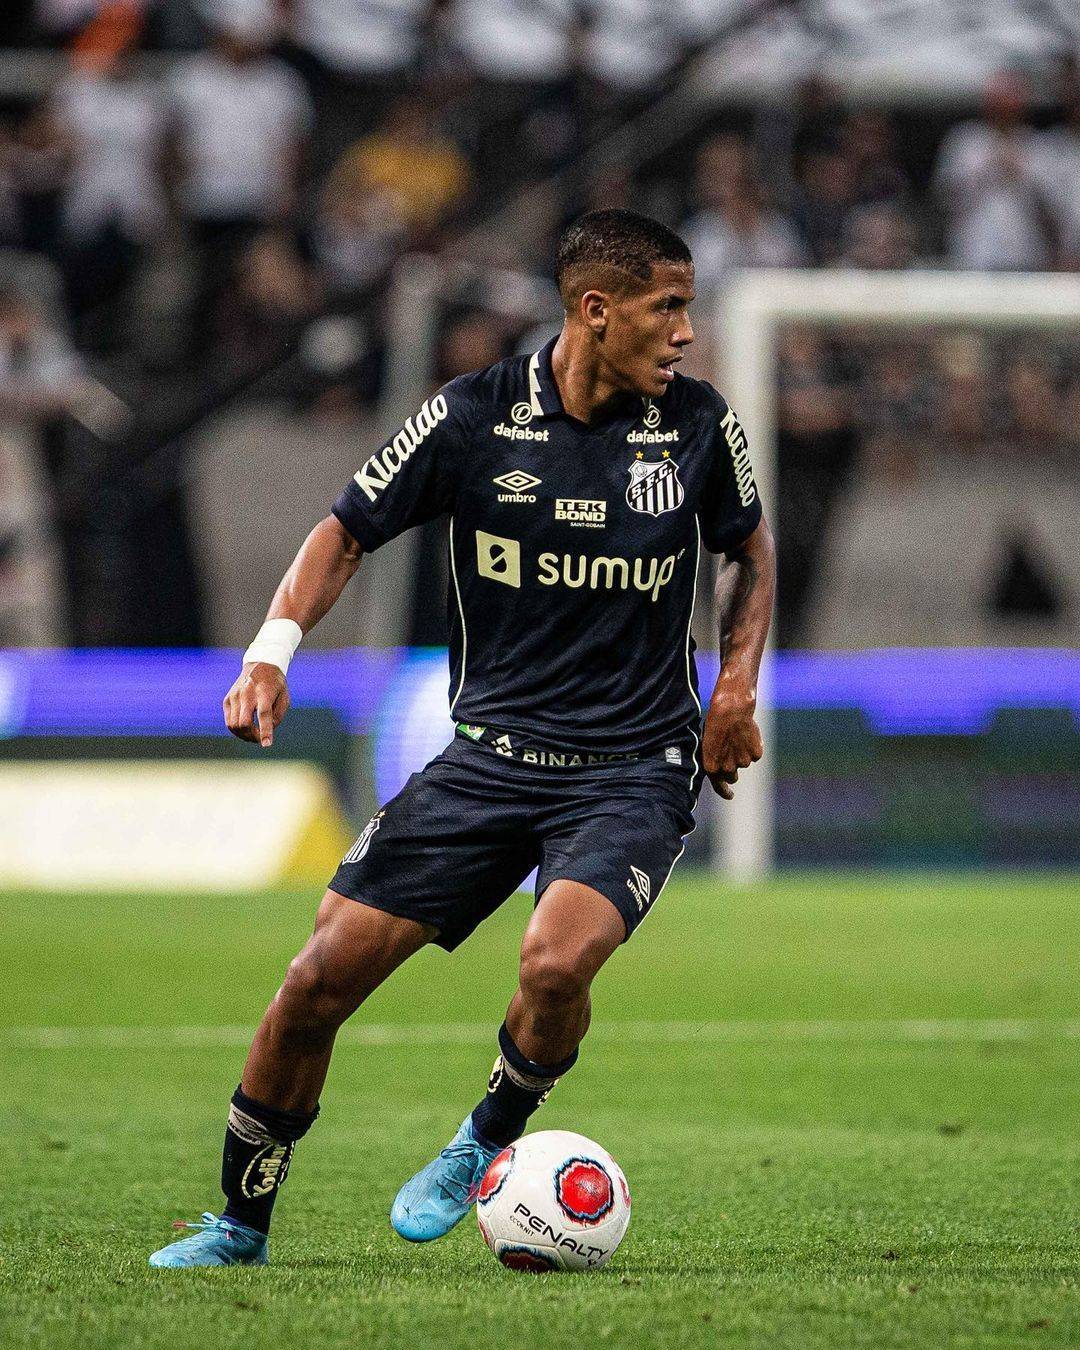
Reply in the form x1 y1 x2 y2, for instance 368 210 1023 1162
697 383 762 556
331 380 471 552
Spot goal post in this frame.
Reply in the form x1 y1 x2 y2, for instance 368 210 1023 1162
715 268 1080 882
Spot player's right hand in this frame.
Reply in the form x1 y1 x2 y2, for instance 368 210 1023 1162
223 662 290 748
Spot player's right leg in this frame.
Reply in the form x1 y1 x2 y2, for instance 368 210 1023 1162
148 891 433 1268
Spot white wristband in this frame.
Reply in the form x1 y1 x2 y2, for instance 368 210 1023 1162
243 618 303 676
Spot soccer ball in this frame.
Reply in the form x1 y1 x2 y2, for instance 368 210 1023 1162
476 1129 631 1272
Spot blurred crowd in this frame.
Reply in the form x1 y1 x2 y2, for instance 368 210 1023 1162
0 0 1078 647
2 5 1079 378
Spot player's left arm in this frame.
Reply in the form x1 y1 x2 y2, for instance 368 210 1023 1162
701 517 776 799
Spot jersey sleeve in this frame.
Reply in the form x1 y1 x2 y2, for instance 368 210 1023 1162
696 383 763 556
331 379 471 552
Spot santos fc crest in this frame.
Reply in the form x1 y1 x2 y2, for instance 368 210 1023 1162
626 459 684 516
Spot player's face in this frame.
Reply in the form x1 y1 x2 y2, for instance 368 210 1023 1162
607 262 695 398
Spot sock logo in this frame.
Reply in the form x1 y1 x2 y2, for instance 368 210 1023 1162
487 1055 504 1093
228 1103 273 1148
502 1057 559 1094
241 1141 293 1199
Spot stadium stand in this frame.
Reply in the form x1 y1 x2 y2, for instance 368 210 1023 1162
0 0 1077 650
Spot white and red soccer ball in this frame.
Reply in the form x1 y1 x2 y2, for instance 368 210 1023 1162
476 1130 631 1272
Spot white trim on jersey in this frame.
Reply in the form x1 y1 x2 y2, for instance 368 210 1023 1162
527 350 544 417
632 531 705 934
684 517 703 791
448 517 468 716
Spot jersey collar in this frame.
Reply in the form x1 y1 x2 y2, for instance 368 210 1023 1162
527 334 651 424
526 336 563 419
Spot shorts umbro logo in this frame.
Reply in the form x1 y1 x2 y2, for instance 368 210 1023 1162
627 865 651 911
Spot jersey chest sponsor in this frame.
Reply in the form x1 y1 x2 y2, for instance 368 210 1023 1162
626 429 679 445
493 422 550 442
474 529 681 602
537 550 678 601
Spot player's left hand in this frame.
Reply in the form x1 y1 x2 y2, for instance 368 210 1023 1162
701 680 763 800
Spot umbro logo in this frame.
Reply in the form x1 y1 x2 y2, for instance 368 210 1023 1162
494 470 541 492
494 470 541 503
627 865 651 912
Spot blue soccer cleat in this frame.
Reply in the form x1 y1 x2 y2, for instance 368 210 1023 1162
391 1116 501 1242
148 1212 269 1268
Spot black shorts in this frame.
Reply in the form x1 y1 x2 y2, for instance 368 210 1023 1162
330 734 700 950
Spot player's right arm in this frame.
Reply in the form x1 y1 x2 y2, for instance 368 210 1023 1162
223 515 363 748
227 379 467 747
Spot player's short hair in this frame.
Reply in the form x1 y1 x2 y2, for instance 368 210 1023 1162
554 210 692 310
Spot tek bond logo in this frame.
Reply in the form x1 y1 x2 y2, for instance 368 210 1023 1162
554 499 606 527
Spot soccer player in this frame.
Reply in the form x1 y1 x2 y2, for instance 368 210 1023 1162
149 210 774 1267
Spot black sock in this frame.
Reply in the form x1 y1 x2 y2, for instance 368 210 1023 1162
220 1086 319 1235
470 1023 578 1149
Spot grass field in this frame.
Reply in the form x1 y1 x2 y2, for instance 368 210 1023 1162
2 872 1078 1349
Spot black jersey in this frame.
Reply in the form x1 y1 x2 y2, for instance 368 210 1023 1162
332 335 761 766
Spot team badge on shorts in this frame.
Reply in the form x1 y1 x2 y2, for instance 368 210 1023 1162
626 459 684 516
341 809 384 864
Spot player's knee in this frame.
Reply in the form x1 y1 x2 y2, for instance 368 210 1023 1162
519 940 593 1009
278 950 355 1030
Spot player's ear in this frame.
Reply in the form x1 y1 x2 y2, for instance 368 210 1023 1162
581 290 608 335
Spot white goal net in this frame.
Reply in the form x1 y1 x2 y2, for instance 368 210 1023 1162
714 269 1080 880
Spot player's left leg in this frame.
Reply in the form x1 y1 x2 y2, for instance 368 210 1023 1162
391 881 624 1241
475 877 624 1129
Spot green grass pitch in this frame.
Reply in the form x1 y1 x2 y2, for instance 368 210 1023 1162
1 872 1077 1349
